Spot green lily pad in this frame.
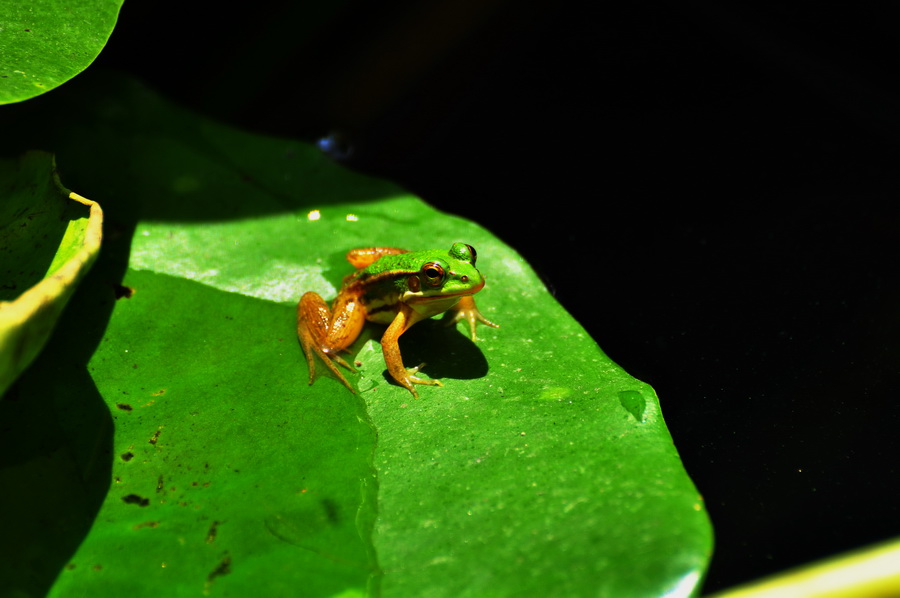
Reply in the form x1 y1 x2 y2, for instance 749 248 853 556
1 74 712 597
0 151 103 396
0 0 123 104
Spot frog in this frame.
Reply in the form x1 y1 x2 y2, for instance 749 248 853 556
297 242 498 398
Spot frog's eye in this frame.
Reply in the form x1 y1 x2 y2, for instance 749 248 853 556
449 242 477 265
419 261 446 288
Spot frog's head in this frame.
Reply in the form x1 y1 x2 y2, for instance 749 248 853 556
403 243 485 314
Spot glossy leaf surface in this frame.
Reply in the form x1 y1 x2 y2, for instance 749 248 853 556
0 74 712 597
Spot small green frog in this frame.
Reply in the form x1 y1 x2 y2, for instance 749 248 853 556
297 243 498 398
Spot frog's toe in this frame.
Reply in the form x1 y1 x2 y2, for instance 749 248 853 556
404 363 443 387
407 376 443 389
323 348 356 372
442 309 499 340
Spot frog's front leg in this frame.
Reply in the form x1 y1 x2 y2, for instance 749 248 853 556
381 304 442 399
442 295 499 340
297 292 366 392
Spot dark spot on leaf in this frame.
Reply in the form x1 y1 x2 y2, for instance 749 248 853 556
133 521 159 530
122 494 149 507
207 553 232 581
91 564 102 571
113 284 135 299
116 403 133 411
321 498 340 524
206 520 221 544
157 475 164 492
120 452 134 461
65 563 76 571
149 429 161 444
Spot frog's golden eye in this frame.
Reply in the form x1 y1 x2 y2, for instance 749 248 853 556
420 261 446 288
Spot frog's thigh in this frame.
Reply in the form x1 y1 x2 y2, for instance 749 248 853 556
346 247 408 269
322 294 367 352
298 292 333 345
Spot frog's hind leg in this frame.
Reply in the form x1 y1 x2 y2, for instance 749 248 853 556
297 292 364 392
345 247 409 269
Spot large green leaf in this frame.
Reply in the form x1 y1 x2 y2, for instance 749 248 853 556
0 74 712 597
0 0 123 104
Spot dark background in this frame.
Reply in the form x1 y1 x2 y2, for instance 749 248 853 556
94 1 899 593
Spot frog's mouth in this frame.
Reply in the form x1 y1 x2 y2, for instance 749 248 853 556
402 282 482 317
407 278 485 303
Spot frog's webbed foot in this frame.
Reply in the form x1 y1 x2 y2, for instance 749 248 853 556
323 348 357 374
393 363 443 399
298 291 361 393
442 296 499 340
407 363 444 386
299 338 358 393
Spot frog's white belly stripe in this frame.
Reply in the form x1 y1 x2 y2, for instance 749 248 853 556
361 290 401 324
363 292 465 324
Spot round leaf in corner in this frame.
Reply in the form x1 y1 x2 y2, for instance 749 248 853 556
0 0 124 104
